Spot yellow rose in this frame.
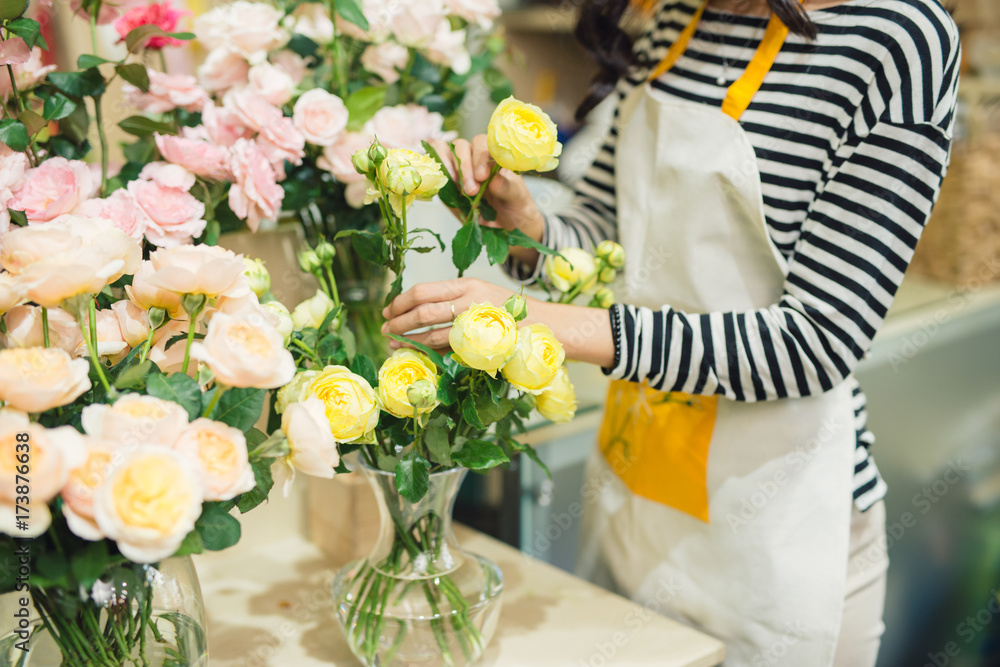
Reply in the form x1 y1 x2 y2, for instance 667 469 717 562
367 149 448 215
448 302 517 377
502 324 566 394
291 289 335 330
0 347 92 413
276 369 319 414
596 240 625 269
377 348 439 418
544 248 598 294
486 97 562 173
305 365 380 443
536 366 577 423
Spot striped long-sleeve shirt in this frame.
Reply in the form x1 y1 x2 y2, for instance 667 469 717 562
509 0 960 510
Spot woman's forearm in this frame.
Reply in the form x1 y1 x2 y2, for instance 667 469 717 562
525 299 616 368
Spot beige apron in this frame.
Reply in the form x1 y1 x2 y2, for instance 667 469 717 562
577 2 856 665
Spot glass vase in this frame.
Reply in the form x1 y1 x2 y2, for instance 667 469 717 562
0 556 207 667
332 465 504 666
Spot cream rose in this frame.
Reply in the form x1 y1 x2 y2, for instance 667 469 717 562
61 438 117 541
293 89 348 146
190 312 296 389
111 300 151 348
148 319 199 375
360 42 409 84
448 302 517 377
172 418 255 501
126 260 182 316
304 366 380 443
290 289 335 330
194 0 289 61
197 46 249 93
535 365 577 423
0 273 25 314
446 0 500 28
377 349 439 418
288 2 334 43
1 306 82 355
273 396 340 495
0 348 91 413
486 96 562 173
93 446 204 563
82 393 189 448
501 324 566 394
146 244 247 297
247 61 296 106
544 248 599 294
76 308 128 360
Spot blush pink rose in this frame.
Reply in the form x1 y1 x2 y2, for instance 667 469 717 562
317 131 372 183
0 37 30 67
258 117 305 179
75 189 152 239
292 88 348 146
446 0 500 28
138 162 196 190
193 0 289 60
200 102 254 147
425 22 471 75
222 88 283 133
197 47 249 94
360 42 408 84
0 47 56 100
271 51 307 86
248 62 296 106
155 133 231 180
114 1 191 49
127 70 210 114
389 0 447 47
0 151 27 203
368 104 456 151
228 139 283 232
289 2 334 43
9 158 94 222
128 176 207 248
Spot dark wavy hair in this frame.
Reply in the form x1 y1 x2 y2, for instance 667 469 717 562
574 0 818 120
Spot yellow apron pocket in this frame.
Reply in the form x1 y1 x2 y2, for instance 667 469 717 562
598 380 718 522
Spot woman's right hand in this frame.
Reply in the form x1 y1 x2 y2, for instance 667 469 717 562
429 135 546 266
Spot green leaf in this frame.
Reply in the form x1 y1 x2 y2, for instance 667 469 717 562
376 450 398 473
286 33 319 59
124 24 184 52
18 110 45 137
395 454 429 503
70 540 108 590
385 333 445 368
480 200 498 222
452 222 483 276
48 69 106 98
115 63 150 92
482 227 510 265
8 209 26 226
452 439 509 471
147 373 202 421
119 115 174 136
196 502 241 551
173 529 205 557
113 359 153 390
33 550 69 588
350 354 379 387
385 273 404 309
336 0 369 31
0 119 28 151
461 394 486 431
58 101 90 143
421 140 473 218
510 439 551 479
437 373 458 406
475 391 512 425
237 457 274 513
7 17 44 50
508 228 558 256
42 92 76 121
349 230 388 265
410 227 446 251
210 387 266 432
345 86 387 132
77 54 114 69
424 425 452 466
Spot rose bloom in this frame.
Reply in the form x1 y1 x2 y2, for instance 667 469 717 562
197 47 249 94
271 51 307 86
9 157 93 222
93 446 204 563
449 302 518 377
0 273 25 315
155 132 231 181
75 189 152 239
147 244 247 297
247 62 296 106
128 173 207 247
304 366 380 443
190 312 296 389
487 96 563 173
293 88 348 146
535 365 578 423
83 393 190 449
367 148 447 215
0 47 56 99
377 349 439 418
1 305 83 355
222 87 283 133
360 42 408 84
200 101 254 146
0 217 78 274
368 104 455 151
194 0 289 61
61 438 117 540
114 1 190 49
389 0 447 47
172 418 255 501
0 347 92 412
290 289 334 330
257 117 306 179
0 36 29 67
273 396 339 495
126 69 210 114
544 248 599 294
336 0 392 41
317 132 372 183
126 259 183 315
501 324 566 394
275 369 317 414
260 300 293 343
76 308 128 360
288 2 334 43
425 22 471 75
446 0 500 28
1 411 86 538
109 301 150 349
228 138 284 232
0 151 26 204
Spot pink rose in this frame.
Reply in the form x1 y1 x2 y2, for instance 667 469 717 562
360 42 409 84
248 62 296 106
292 88 348 146
222 88 283 133
446 0 500 28
193 0 289 60
258 117 305 179
289 3 334 43
155 132 232 181
0 151 27 204
9 158 93 222
197 47 249 94
389 0 447 47
75 189 152 239
317 131 372 183
0 47 56 99
200 102 254 147
368 104 456 151
127 69 209 114
336 0 392 41
425 22 471 75
228 139 283 232
138 161 196 190
0 37 30 67
114 1 191 49
128 176 207 248
271 51 307 86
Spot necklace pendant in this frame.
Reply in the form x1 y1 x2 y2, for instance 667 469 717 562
716 74 727 86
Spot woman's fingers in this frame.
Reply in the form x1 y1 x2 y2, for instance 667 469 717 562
387 326 452 351
471 135 493 182
451 140 478 196
382 279 466 319
428 139 457 179
382 300 457 336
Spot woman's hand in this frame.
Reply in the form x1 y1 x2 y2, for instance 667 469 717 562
429 135 545 266
382 277 617 368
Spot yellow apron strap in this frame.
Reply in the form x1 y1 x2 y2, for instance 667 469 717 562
648 0 805 121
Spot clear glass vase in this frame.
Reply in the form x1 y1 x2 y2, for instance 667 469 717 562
0 556 207 667
332 465 504 666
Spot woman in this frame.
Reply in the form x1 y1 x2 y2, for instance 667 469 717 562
383 0 960 664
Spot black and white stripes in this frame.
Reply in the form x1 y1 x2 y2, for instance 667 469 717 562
509 0 960 510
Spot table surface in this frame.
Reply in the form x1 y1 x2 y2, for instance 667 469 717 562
194 526 725 667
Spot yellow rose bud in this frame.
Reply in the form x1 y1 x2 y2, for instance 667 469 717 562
297 248 321 274
536 366 577 423
370 149 448 216
501 324 565 394
599 267 617 284
486 96 563 173
352 149 372 175
291 289 335 330
242 257 271 298
314 240 337 264
448 302 517 377
406 379 438 412
377 348 439 418
503 293 528 321
596 240 626 269
368 141 388 166
544 248 598 294
593 287 615 309
305 365 380 443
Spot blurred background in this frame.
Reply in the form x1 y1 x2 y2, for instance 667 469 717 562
41 0 1000 665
